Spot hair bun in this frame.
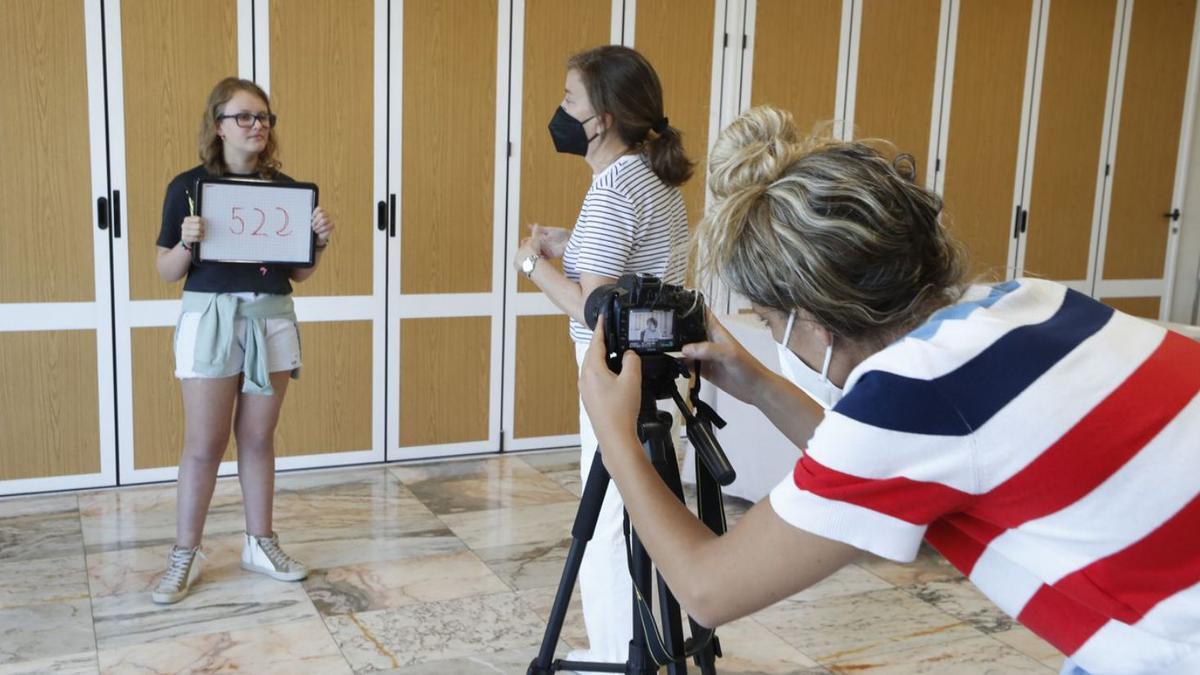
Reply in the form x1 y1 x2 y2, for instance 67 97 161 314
706 106 802 199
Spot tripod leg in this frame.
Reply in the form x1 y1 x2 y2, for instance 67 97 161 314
529 453 612 675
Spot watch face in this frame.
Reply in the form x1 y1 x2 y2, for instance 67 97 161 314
523 256 536 274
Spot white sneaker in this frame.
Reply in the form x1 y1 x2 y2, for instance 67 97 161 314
152 545 206 604
241 532 307 581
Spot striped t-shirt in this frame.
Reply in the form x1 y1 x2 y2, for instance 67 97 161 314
562 154 689 343
769 279 1200 674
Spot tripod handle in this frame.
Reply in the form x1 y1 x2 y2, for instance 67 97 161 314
688 420 736 486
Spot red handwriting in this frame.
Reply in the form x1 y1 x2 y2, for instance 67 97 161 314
229 206 296 238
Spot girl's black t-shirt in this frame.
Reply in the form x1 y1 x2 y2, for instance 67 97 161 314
157 164 297 295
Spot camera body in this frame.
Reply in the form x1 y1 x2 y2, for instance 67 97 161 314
584 274 707 360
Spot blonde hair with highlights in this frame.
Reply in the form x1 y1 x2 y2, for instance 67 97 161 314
693 105 967 344
198 77 281 178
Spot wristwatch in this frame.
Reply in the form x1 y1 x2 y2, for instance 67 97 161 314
521 253 540 279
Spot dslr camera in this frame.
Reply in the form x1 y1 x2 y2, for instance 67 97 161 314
584 273 707 364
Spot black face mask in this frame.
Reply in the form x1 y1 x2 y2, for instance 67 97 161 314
548 106 597 156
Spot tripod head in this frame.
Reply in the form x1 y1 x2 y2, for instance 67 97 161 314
627 353 737 487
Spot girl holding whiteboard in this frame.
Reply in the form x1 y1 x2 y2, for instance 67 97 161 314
151 77 335 604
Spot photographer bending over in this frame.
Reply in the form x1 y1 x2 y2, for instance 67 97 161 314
579 105 1200 675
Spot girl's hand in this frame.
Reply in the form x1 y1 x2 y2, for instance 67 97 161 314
579 317 643 452
531 224 571 259
681 312 772 406
181 216 205 245
312 206 335 247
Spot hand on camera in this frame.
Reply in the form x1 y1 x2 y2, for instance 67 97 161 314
531 224 570 259
580 317 642 451
681 311 771 406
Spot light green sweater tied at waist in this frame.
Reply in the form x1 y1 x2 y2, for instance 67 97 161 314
180 291 299 396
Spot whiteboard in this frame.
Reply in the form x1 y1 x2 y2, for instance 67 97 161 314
195 178 318 266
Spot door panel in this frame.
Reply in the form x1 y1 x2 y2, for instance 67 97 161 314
268 0 382 464
122 0 238 302
277 320 374 456
633 0 716 227
1023 0 1116 281
514 315 579 440
1102 296 1160 319
749 0 843 135
1102 0 1195 280
940 0 1034 280
0 0 96 305
399 318 491 447
516 0 611 295
852 0 942 168
0 331 101 480
401 1 497 295
0 0 113 493
506 0 611 447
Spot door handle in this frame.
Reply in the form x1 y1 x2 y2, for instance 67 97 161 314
112 190 122 238
388 194 396 237
377 200 387 231
1163 208 1181 222
97 196 109 230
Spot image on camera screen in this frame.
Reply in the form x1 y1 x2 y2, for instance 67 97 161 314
628 309 674 349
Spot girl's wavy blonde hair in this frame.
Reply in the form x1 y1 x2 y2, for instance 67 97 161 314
198 77 281 178
693 105 967 345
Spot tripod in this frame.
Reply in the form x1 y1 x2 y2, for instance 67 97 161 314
528 355 735 675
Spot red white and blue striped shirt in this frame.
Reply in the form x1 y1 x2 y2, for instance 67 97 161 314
770 278 1200 674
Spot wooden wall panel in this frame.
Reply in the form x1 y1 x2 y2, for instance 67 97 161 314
1103 0 1195 280
1102 296 1160 319
634 0 715 228
514 315 579 439
402 2 497 294
0 0 94 304
517 0 612 293
941 0 1033 280
122 0 238 301
750 0 842 137
276 321 374 456
270 0 374 297
132 327 234 469
399 317 491 446
0 331 100 480
853 0 941 168
1023 0 1116 281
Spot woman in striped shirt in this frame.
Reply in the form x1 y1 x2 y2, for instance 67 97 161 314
512 45 693 669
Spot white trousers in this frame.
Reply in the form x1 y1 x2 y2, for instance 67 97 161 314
573 343 683 666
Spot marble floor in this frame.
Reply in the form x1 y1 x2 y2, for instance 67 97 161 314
0 449 1064 674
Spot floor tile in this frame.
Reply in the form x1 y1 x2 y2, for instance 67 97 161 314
325 591 546 671
0 508 84 563
0 651 98 675
0 554 90 609
92 573 318 650
825 633 1055 674
754 588 981 664
438 502 579 551
97 616 350 674
473 535 575 591
0 599 95 665
303 549 509 616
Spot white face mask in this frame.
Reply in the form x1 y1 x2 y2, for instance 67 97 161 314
776 310 843 410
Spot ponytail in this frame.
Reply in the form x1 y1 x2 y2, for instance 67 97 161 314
643 121 693 187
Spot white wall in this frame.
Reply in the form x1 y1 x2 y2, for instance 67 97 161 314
1172 98 1200 325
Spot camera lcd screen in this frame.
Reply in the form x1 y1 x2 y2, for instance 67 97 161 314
628 309 674 349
